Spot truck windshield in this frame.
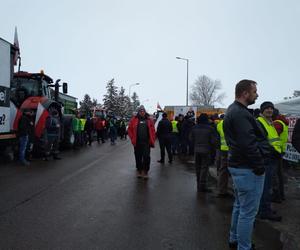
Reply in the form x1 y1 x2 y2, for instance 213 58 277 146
11 78 43 107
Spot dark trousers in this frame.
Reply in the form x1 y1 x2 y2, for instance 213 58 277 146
272 158 285 200
171 133 179 154
259 159 276 216
195 152 210 189
158 137 172 162
86 131 92 145
217 151 229 194
97 130 105 143
134 143 151 173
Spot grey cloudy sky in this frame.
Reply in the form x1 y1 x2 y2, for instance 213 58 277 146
1 0 299 112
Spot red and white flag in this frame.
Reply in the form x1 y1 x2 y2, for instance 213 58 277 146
157 102 162 110
13 27 20 66
35 102 49 138
10 101 22 131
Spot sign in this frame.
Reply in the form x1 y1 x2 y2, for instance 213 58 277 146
0 39 11 133
283 116 300 162
173 106 197 118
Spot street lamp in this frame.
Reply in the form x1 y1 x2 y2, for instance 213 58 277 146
176 56 189 106
128 83 140 100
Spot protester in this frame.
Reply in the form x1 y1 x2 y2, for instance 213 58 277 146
84 115 94 146
170 116 180 155
256 102 282 221
127 105 156 179
216 115 231 197
18 110 34 166
292 118 300 153
189 113 217 192
95 117 105 144
108 116 117 145
224 79 269 250
157 112 173 164
44 110 61 160
273 108 289 202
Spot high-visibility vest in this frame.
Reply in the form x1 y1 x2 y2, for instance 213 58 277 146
216 120 229 151
171 120 178 133
274 119 288 153
80 119 86 131
72 118 80 132
257 116 282 153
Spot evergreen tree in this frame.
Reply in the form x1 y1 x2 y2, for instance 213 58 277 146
103 78 118 115
116 87 131 118
131 92 140 113
79 94 93 116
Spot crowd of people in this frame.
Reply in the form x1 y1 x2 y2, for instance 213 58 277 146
16 79 300 250
125 80 300 250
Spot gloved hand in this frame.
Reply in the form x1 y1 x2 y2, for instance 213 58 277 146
253 167 265 176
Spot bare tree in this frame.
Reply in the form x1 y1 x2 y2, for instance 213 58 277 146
190 75 225 106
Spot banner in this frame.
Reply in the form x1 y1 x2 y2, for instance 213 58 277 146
283 116 300 162
0 39 11 133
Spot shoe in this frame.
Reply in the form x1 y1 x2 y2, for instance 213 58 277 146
259 214 282 222
21 160 30 166
168 160 172 164
43 157 49 161
157 160 164 164
136 171 143 178
229 241 256 249
197 187 212 193
142 171 149 179
271 198 282 204
53 156 62 160
217 193 234 198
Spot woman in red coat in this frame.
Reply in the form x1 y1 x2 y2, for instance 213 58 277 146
128 106 156 179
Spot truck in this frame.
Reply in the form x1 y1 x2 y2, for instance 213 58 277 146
163 105 226 120
0 36 76 160
0 37 16 159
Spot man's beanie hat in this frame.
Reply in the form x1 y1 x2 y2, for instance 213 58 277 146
260 101 274 113
162 112 167 118
137 105 146 112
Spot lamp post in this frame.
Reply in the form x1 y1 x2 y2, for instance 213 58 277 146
176 57 189 106
128 83 140 100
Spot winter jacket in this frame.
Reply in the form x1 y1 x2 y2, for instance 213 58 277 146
128 114 156 147
189 122 218 154
157 118 172 139
223 101 270 170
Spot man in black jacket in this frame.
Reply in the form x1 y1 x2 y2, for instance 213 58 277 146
157 112 173 164
224 79 269 250
189 113 217 192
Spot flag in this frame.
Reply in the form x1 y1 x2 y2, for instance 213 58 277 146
10 101 22 130
157 102 162 110
35 102 49 137
13 27 20 65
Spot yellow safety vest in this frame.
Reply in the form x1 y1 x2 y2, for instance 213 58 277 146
274 119 288 153
80 118 86 131
171 120 178 133
257 116 282 153
216 120 229 151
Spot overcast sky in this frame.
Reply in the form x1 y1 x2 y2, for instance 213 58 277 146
1 0 299 113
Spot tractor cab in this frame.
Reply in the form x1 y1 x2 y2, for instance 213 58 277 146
11 71 52 108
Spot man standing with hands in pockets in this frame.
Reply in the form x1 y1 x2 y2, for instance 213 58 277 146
224 80 270 250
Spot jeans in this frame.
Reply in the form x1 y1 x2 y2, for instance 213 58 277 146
228 167 265 250
19 135 29 162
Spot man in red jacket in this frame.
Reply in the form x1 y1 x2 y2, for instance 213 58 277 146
128 105 156 179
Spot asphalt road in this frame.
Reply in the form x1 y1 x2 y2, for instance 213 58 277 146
0 139 282 250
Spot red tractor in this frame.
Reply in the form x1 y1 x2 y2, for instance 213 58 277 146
11 71 75 155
